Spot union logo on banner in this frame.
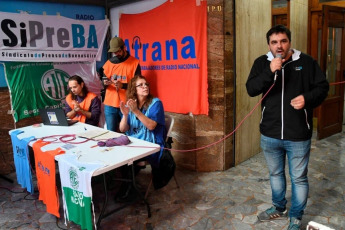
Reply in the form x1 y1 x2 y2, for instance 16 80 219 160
4 62 102 122
41 69 70 101
120 0 208 115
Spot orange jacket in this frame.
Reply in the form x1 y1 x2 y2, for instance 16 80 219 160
102 56 139 107
65 92 97 123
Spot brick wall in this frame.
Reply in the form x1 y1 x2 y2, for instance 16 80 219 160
0 89 41 174
171 0 235 171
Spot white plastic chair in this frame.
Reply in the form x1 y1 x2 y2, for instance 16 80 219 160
164 114 174 142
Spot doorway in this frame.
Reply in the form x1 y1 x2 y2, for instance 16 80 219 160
317 5 345 139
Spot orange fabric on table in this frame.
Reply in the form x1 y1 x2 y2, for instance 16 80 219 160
33 139 65 217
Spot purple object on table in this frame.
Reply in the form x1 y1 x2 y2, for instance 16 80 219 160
97 135 131 147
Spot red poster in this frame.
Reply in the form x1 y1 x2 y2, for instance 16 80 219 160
120 0 208 115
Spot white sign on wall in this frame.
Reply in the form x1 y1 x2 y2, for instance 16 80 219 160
0 12 109 62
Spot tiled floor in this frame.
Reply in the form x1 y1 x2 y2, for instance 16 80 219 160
1 128 344 230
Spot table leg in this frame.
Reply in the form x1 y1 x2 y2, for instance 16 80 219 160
96 174 108 227
131 164 151 218
96 164 152 227
0 174 14 183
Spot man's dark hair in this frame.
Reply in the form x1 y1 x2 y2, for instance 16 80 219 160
266 25 291 44
68 75 89 100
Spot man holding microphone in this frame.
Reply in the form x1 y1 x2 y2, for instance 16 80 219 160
246 25 329 230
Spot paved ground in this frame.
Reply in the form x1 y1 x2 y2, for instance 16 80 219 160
1 128 344 230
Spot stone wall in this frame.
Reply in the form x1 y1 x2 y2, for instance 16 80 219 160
0 89 13 174
0 89 41 174
171 0 235 171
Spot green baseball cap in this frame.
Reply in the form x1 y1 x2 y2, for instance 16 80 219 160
108 37 125 53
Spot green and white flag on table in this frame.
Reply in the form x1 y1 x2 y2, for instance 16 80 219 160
3 61 102 122
57 154 105 230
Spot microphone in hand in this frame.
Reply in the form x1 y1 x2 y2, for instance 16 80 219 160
274 53 282 81
275 53 283 72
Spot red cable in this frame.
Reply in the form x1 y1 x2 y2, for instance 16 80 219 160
113 83 276 152
40 134 90 144
166 83 276 152
36 81 344 153
330 81 345 85
166 80 345 152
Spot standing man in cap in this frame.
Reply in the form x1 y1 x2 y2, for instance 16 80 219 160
100 37 141 132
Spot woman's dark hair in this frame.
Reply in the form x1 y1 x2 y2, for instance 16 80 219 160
266 25 291 44
68 75 89 100
127 75 153 110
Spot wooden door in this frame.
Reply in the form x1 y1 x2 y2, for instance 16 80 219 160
318 5 345 139
272 0 289 27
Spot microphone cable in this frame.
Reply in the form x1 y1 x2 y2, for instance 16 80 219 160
35 80 344 152
167 78 343 152
164 82 276 152
123 81 277 152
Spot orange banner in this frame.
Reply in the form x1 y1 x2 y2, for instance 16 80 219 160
120 0 208 115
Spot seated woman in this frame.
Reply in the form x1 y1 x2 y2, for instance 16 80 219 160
119 75 166 168
65 75 101 127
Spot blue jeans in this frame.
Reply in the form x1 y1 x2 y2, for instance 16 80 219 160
261 135 311 219
104 105 122 132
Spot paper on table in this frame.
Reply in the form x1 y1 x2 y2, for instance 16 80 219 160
93 132 123 141
77 129 122 140
77 130 109 139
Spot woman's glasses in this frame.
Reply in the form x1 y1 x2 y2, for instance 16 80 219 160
136 82 150 88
